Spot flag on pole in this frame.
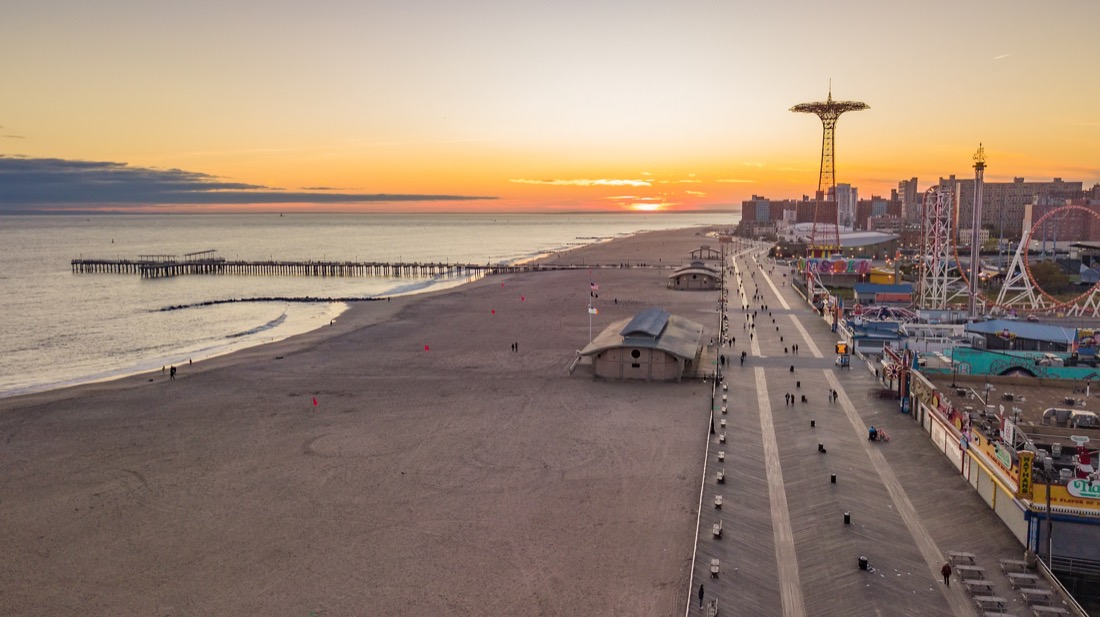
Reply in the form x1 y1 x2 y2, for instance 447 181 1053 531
588 306 598 315
589 282 599 291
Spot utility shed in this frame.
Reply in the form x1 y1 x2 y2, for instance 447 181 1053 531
579 307 704 381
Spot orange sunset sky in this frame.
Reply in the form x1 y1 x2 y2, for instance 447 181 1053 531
1 0 1098 212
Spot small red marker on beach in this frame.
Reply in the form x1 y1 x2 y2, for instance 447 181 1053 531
520 296 525 301
491 309 495 314
424 344 430 351
312 397 318 408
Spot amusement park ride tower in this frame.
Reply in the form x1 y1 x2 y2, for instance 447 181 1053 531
791 88 868 256
968 144 986 319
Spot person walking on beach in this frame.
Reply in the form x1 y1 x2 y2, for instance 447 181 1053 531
169 366 176 380
941 561 952 586
698 583 705 608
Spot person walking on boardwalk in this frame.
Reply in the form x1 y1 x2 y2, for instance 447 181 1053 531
941 561 952 586
698 583 705 608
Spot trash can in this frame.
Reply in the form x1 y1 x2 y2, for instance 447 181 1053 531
858 556 868 570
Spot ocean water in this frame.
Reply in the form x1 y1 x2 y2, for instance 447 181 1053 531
0 212 736 397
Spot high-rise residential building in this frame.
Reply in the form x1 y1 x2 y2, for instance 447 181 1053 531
938 176 1084 238
835 183 858 229
898 178 919 223
1030 197 1100 243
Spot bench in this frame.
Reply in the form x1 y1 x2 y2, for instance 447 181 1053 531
1020 588 1053 606
963 579 994 594
1031 606 1069 615
956 564 986 580
973 596 1007 611
710 558 720 577
713 519 723 538
719 433 726 443
716 469 725 484
1008 572 1042 588
1000 558 1029 574
720 419 726 428
706 598 719 617
718 451 725 462
714 495 723 508
983 613 1014 617
721 406 727 415
949 551 977 564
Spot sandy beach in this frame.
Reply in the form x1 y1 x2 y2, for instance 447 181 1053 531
0 227 724 616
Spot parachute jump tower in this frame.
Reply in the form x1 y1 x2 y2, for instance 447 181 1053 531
791 88 868 257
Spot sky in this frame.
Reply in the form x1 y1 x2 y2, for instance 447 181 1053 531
1 0 1098 213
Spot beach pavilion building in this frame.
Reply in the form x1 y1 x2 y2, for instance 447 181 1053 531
579 307 705 381
667 261 721 290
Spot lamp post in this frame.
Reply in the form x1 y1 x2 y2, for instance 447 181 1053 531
1040 465 1054 569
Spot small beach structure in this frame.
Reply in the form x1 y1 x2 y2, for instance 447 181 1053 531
667 261 721 290
690 245 722 261
579 307 704 381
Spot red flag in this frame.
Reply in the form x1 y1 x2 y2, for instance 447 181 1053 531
424 344 430 351
312 397 318 407
520 296 525 301
491 309 495 314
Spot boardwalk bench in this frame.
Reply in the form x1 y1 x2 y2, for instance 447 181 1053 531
1031 606 1069 615
956 564 986 580
982 613 1014 617
949 551 977 564
1000 558 1029 574
1020 588 1053 606
973 596 1007 611
720 419 726 428
1008 572 1042 588
714 495 723 508
963 579 994 594
718 451 725 462
713 519 723 538
716 469 725 484
706 598 719 617
710 558 720 577
719 433 726 443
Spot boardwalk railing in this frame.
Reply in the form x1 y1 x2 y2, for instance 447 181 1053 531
71 258 642 279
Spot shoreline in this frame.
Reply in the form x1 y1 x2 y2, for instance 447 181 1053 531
1 224 713 402
0 225 723 615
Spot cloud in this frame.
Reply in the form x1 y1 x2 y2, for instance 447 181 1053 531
0 156 494 210
3 134 25 139
716 178 757 184
993 53 1010 60
509 178 652 187
685 190 706 196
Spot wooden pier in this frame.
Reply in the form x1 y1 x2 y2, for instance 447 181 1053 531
71 257 608 279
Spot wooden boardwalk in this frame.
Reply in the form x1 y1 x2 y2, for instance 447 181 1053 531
688 250 1039 617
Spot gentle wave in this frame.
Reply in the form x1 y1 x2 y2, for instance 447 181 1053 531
226 310 288 339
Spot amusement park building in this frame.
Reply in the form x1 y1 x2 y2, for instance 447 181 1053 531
966 319 1077 352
